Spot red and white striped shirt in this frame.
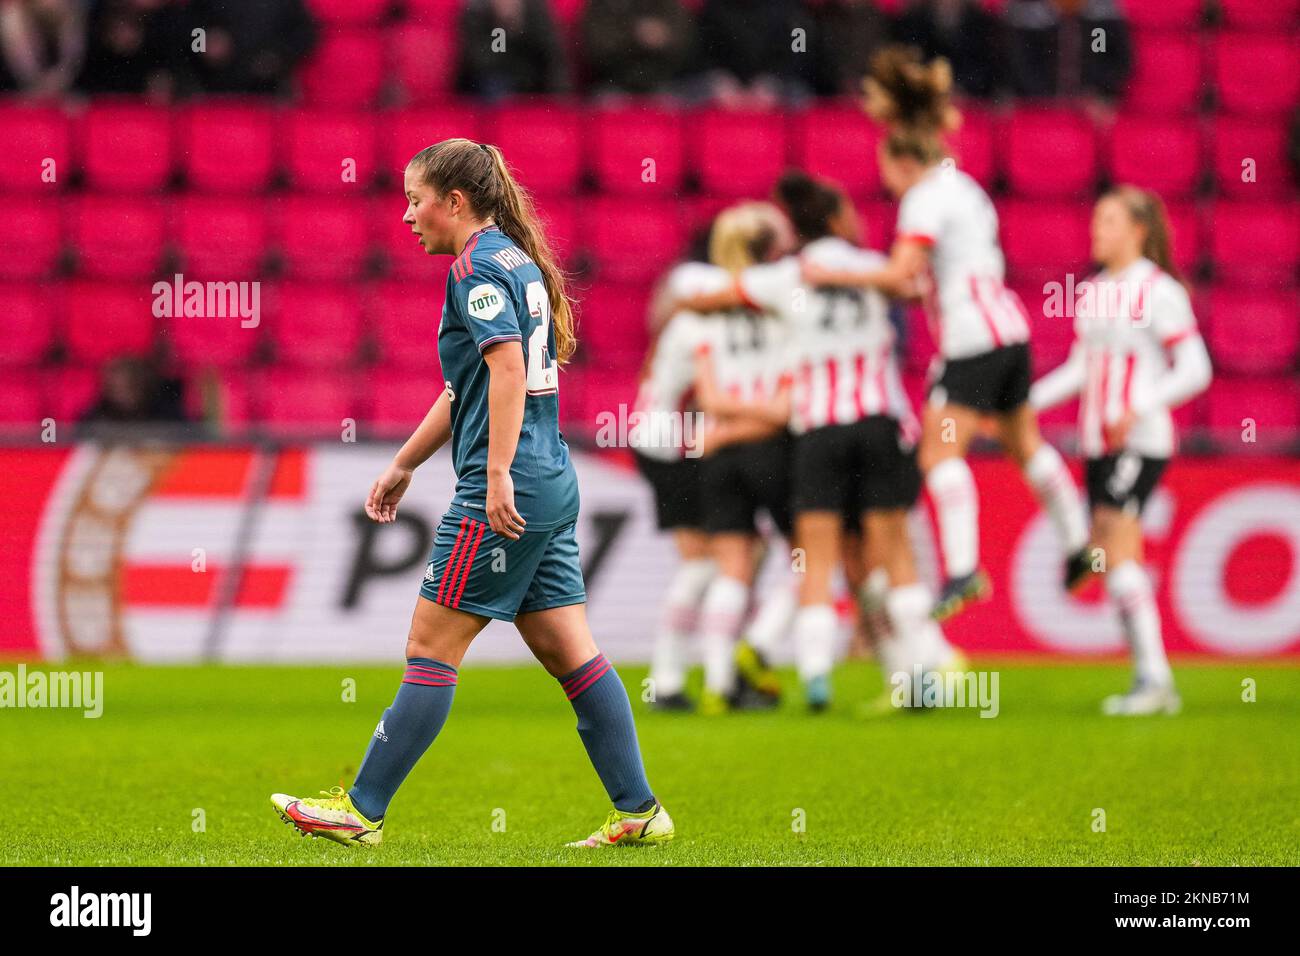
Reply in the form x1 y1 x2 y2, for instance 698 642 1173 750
739 238 916 437
897 165 1031 359
1031 258 1211 459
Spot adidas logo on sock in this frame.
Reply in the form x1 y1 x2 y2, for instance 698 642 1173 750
374 720 388 742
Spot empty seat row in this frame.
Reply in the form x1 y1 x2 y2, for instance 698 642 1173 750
4 96 1297 199
0 276 1293 376
6 195 1297 285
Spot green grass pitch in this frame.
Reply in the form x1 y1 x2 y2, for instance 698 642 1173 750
7 660 1299 866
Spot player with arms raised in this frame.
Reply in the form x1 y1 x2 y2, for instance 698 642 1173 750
805 47 1091 622
271 139 673 848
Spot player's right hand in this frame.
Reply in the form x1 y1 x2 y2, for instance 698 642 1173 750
365 462 413 523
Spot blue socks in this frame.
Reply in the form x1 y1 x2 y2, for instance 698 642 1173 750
560 654 656 813
349 658 457 822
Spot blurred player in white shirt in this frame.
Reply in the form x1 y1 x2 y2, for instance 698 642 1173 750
1031 187 1211 716
805 47 1091 623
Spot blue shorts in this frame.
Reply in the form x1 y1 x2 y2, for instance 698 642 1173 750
420 511 587 622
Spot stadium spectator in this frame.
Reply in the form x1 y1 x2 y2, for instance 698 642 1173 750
1004 0 1132 102
457 0 569 99
0 0 85 96
180 0 316 96
806 0 891 98
580 0 693 98
695 0 816 106
891 0 1007 99
76 356 191 435
77 0 190 98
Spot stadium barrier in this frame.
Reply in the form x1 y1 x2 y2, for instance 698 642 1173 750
1 444 1297 661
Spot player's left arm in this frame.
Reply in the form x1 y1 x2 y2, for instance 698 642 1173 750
483 341 528 541
800 239 927 300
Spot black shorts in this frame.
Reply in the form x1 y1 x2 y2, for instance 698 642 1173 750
930 343 1032 413
635 451 705 531
700 433 794 537
1085 453 1168 515
793 416 922 519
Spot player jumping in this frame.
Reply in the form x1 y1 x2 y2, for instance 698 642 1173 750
271 139 673 848
804 47 1091 622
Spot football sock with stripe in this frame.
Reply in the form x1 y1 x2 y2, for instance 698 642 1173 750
560 654 656 813
699 574 748 695
348 658 458 822
927 457 980 579
1107 561 1172 686
650 558 715 698
1024 444 1089 555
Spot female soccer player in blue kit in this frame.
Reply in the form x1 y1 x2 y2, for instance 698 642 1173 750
271 139 673 848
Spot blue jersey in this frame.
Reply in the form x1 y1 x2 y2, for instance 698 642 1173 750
438 225 579 530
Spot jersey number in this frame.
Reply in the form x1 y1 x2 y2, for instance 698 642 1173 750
525 280 558 396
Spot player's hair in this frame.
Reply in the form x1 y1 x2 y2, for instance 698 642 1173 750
1104 185 1183 284
408 138 576 364
708 202 786 274
866 45 959 165
773 171 842 243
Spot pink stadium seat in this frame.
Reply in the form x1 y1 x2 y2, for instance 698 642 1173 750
586 198 685 283
163 296 263 370
49 366 101 422
71 196 166 279
285 110 377 193
81 101 172 192
0 284 54 365
305 0 388 25
1207 287 1299 374
174 196 269 278
404 0 464 20
368 278 446 370
1218 0 1300 29
1106 116 1202 199
178 101 276 193
1124 32 1204 112
0 199 61 279
1013 282 1075 375
366 368 444 436
390 22 458 104
1208 202 1300 286
578 282 651 366
0 101 69 191
66 281 156 364
1211 117 1291 199
379 105 482 177
1213 34 1300 116
266 282 363 367
539 197 579 265
375 205 432 279
489 103 582 194
948 104 995 187
592 105 686 194
299 30 386 108
274 195 371 279
0 370 44 425
901 305 934 373
856 199 895 252
257 368 362 431
695 109 787 197
1207 377 1300 436
1164 202 1201 279
1123 0 1205 29
1006 108 1098 198
793 103 881 198
998 200 1091 284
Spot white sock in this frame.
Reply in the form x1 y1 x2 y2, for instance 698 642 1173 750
793 604 838 683
885 583 957 673
746 576 797 657
1024 444 1089 556
1107 561 1172 686
649 558 714 698
926 457 979 579
699 575 748 695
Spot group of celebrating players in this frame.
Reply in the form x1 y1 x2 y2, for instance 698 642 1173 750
631 46 1214 718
